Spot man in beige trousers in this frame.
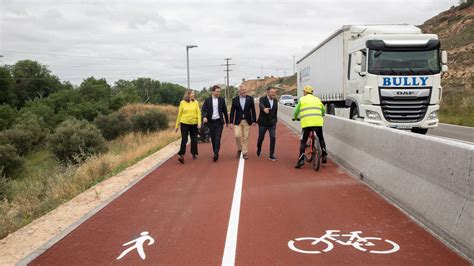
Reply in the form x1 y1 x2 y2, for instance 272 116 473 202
229 86 257 160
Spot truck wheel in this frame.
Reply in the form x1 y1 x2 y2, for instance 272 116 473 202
411 128 429 135
350 105 359 120
327 103 336 115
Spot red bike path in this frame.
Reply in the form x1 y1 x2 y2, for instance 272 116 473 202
29 122 468 265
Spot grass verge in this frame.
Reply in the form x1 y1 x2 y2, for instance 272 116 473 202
0 105 179 239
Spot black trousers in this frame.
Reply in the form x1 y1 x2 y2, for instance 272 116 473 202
209 120 224 156
179 123 198 156
257 124 276 156
299 126 327 157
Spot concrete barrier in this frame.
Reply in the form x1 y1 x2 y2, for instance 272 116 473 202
278 104 473 261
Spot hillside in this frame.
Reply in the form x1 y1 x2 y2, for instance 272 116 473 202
240 74 297 98
420 0 473 126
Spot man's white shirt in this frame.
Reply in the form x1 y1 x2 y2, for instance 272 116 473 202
212 96 220 120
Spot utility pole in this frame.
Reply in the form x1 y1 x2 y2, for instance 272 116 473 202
0 55 3 64
221 58 234 103
224 76 227 101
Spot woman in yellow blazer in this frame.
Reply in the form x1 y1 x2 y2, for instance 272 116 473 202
175 89 201 164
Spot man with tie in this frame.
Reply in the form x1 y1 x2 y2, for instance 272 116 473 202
202 85 229 162
230 85 257 160
257 86 278 161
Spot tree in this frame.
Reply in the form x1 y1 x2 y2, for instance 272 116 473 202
10 60 63 107
133 78 161 104
20 99 56 129
159 82 186 106
78 77 111 102
0 66 16 106
110 80 141 110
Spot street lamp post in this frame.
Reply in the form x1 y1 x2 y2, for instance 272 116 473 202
186 45 198 90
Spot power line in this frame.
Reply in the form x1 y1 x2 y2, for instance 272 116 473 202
0 50 135 60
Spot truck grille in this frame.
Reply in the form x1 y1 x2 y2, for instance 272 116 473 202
379 88 431 123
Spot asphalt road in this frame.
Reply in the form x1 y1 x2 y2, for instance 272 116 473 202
26 122 468 265
280 104 473 145
428 123 474 144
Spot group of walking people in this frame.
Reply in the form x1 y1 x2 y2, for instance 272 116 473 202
174 84 328 168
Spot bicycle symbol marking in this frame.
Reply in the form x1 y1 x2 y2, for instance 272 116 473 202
288 230 400 255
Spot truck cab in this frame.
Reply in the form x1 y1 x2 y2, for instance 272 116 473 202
347 25 447 133
297 25 448 134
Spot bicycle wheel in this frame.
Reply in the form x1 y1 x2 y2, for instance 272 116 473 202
288 237 333 254
312 136 321 171
352 237 400 254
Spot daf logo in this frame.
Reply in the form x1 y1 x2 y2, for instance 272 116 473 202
396 91 415 96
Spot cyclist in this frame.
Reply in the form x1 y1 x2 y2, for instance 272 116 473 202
294 85 328 169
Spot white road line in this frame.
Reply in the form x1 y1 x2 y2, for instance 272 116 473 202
439 123 474 129
222 155 245 266
428 134 474 146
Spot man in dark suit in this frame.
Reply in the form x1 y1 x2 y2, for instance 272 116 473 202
257 86 278 161
230 85 257 160
202 85 229 162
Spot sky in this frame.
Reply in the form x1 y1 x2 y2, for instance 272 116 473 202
0 0 459 90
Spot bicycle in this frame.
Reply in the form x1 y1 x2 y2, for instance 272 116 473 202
288 230 400 255
292 118 322 171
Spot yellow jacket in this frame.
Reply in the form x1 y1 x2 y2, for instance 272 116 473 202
294 94 325 128
175 100 201 128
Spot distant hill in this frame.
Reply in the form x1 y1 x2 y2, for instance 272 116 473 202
419 0 473 126
240 74 297 98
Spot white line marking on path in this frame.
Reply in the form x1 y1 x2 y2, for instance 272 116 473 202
222 155 245 266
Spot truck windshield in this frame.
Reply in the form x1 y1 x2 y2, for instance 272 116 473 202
368 49 440 75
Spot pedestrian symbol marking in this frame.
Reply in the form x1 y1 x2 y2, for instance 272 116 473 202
117 231 155 260
288 230 400 254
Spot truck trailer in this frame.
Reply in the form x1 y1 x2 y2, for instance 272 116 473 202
296 24 448 134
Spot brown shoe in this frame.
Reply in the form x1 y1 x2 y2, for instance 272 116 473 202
236 150 242 158
242 153 248 160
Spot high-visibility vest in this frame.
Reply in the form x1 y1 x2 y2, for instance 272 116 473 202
299 95 324 128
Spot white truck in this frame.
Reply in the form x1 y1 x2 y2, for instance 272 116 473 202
297 24 448 134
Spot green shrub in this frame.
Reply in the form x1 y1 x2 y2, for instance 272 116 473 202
14 112 49 147
94 112 132 140
49 119 108 164
0 113 49 156
131 110 168 133
20 100 56 129
0 128 34 156
0 104 17 130
0 177 10 200
0 144 24 178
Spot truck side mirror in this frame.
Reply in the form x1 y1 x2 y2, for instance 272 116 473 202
441 50 448 64
355 51 362 65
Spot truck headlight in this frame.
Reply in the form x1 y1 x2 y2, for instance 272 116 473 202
366 110 381 120
428 110 438 120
